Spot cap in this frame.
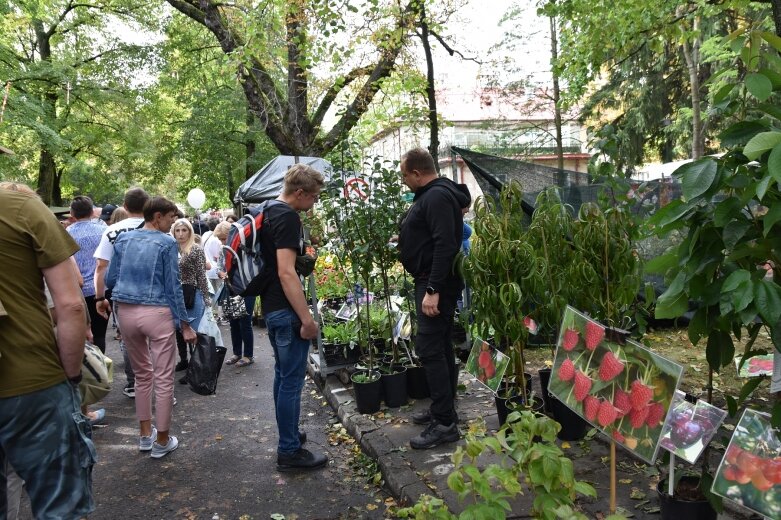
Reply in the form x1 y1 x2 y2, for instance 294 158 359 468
100 204 117 221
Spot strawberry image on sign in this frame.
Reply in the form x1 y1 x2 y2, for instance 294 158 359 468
558 358 575 382
573 370 592 402
583 395 600 422
629 379 654 410
598 350 624 381
562 328 579 351
597 400 619 427
584 321 605 350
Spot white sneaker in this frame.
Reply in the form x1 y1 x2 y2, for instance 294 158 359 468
150 436 179 459
139 427 158 452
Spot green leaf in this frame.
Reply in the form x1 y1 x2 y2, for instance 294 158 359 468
726 395 737 416
738 377 765 404
644 251 679 274
759 68 781 89
712 83 735 104
754 279 781 324
768 143 781 184
723 270 751 292
756 174 773 201
746 73 773 101
719 121 767 147
743 131 781 160
655 290 689 320
646 200 695 229
706 330 734 371
722 220 751 250
764 204 781 237
761 31 781 53
713 197 742 227
674 158 718 200
758 103 781 121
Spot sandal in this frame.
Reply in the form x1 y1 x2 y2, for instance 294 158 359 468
236 357 254 367
225 355 241 365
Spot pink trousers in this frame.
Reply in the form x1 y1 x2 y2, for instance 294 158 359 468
117 304 176 432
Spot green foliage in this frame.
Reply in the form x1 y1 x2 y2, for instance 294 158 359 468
396 412 596 520
649 32 781 427
322 321 357 344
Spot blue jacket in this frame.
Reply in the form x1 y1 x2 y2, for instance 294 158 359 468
105 229 191 328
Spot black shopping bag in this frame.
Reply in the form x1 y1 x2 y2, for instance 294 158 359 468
186 333 228 395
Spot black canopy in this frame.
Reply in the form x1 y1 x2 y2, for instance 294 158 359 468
235 155 333 203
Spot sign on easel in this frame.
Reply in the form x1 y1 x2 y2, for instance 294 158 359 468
659 390 727 464
464 338 511 394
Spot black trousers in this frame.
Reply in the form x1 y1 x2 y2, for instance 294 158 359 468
85 295 109 353
414 280 459 425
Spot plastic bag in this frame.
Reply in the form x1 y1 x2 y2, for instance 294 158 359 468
186 333 227 396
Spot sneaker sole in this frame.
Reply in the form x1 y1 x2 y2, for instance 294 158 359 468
409 432 460 450
411 416 432 425
150 443 179 459
276 459 328 472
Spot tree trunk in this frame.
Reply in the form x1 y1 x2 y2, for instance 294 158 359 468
34 20 59 206
681 17 703 159
771 0 781 37
419 5 439 171
37 148 56 206
549 13 565 184
245 107 256 181
52 167 63 206
227 160 236 210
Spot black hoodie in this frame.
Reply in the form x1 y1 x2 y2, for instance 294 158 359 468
398 177 471 293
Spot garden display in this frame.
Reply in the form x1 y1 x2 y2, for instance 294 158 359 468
549 306 684 464
464 338 510 394
659 390 727 464
712 408 781 519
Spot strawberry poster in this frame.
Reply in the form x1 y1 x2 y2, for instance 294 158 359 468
659 390 727 464
465 338 511 394
548 306 684 464
712 409 781 519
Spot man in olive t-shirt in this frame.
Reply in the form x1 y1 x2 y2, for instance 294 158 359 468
0 188 94 519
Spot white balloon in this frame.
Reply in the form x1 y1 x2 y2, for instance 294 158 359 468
187 188 206 209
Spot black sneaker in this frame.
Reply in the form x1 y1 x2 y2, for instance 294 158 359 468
175 360 188 372
277 448 328 471
178 375 188 385
410 421 460 450
411 409 432 425
123 385 135 398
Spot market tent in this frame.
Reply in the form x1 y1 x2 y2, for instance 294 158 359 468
235 155 333 203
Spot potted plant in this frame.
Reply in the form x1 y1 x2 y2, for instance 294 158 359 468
321 153 408 414
321 321 360 367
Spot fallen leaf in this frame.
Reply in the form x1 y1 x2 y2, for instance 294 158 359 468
366 504 378 511
561 441 571 449
619 478 632 484
215 434 223 441
630 487 646 500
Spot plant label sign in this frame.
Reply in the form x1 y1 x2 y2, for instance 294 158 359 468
712 408 781 520
734 354 775 378
465 338 511 394
659 390 727 464
548 306 684 464
393 312 411 343
335 302 358 321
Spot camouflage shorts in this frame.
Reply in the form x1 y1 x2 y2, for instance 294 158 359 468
0 381 96 520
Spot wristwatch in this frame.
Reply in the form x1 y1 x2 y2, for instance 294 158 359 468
425 286 438 295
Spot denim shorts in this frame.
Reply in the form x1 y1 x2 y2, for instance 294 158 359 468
0 381 96 519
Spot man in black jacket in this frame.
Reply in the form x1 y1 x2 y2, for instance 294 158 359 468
398 147 470 449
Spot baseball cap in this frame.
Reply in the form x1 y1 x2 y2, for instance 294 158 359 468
100 204 117 221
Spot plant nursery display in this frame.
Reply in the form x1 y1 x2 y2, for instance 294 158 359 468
549 306 684 464
465 338 511 393
712 408 781 519
658 390 727 464
734 354 775 378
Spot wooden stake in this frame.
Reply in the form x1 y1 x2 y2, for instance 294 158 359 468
668 454 675 496
610 440 617 513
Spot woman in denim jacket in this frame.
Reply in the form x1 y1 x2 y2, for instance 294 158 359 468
106 197 196 459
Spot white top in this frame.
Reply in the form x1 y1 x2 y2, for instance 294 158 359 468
203 234 222 279
201 230 213 245
93 217 145 261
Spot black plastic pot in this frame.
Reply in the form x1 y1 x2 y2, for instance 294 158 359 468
498 373 533 398
405 364 430 399
538 368 552 414
657 477 716 520
351 370 382 414
549 396 590 441
495 394 544 426
381 365 408 408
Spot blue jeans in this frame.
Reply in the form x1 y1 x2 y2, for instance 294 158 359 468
0 381 95 519
266 308 310 455
229 296 256 358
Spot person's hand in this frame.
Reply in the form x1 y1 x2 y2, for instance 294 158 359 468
218 271 227 280
422 293 440 317
300 318 319 340
86 328 94 343
182 323 197 343
96 299 110 319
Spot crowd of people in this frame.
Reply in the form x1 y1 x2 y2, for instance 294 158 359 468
0 150 474 518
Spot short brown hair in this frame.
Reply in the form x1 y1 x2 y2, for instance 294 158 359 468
124 187 150 213
282 164 325 196
143 196 178 221
401 147 436 174
70 195 94 219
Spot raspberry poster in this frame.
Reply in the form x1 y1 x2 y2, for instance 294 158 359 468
548 306 684 464
712 408 781 520
659 390 727 464
465 338 511 394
